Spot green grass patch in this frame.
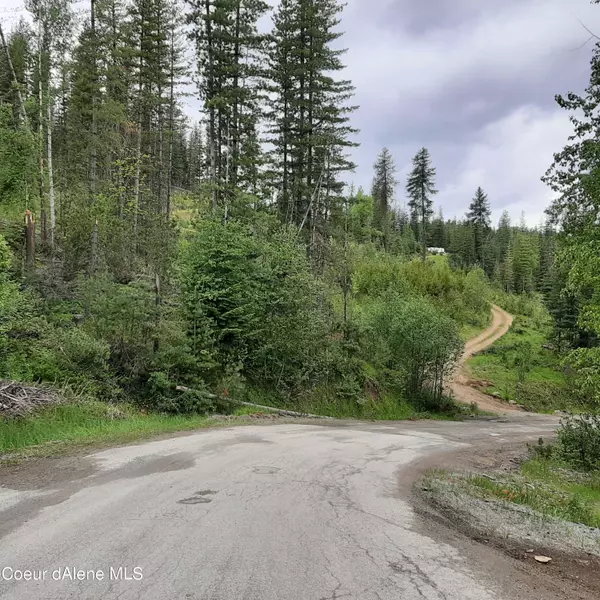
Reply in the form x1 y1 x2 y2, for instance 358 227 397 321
278 387 475 421
465 457 600 528
466 315 569 411
0 401 248 461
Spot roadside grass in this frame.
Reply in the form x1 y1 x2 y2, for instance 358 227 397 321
284 389 476 421
465 315 569 410
0 383 483 464
0 401 252 461
440 457 600 529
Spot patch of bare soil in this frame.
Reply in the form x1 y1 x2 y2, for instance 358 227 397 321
409 443 600 599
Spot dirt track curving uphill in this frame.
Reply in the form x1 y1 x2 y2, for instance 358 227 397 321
451 304 521 415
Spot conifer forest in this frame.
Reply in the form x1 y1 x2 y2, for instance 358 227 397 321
0 0 599 428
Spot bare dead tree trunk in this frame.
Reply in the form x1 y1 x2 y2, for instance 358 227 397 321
205 0 217 212
133 66 143 243
156 6 164 215
24 210 36 270
37 17 47 248
167 31 174 218
231 0 241 190
47 90 55 250
90 0 98 203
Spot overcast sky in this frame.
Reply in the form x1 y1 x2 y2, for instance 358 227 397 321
2 0 598 225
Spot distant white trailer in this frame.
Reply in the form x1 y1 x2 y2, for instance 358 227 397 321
427 247 446 255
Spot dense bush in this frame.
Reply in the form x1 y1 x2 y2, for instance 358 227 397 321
363 294 464 407
494 291 550 329
563 347 600 409
180 218 338 394
557 414 600 471
352 252 492 328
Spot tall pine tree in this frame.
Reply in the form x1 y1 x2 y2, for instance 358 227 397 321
370 147 397 251
466 186 491 265
268 0 357 261
405 147 437 262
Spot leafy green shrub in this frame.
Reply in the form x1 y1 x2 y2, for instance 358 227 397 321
144 372 217 415
363 295 464 407
462 268 492 321
352 252 409 297
564 347 600 409
557 414 600 471
181 218 336 393
26 327 111 385
77 274 213 410
495 291 550 328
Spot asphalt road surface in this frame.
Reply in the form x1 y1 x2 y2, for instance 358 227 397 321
0 416 562 600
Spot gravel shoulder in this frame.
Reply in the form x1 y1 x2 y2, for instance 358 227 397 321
413 442 600 598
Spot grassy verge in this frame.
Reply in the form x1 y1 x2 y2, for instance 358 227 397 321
427 456 600 529
0 401 254 462
0 385 481 464
256 386 480 421
466 315 568 411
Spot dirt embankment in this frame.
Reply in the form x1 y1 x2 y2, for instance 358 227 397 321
451 304 521 415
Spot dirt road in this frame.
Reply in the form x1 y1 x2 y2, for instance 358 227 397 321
451 304 520 414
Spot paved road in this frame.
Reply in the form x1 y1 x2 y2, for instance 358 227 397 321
0 416 560 600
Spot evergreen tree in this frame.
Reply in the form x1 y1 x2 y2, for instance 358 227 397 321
405 147 437 262
543 21 600 353
511 232 537 294
187 0 269 211
537 220 556 294
428 207 446 249
371 147 397 250
496 210 512 263
466 186 491 265
268 0 358 257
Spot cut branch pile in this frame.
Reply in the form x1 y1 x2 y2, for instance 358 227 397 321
0 381 59 418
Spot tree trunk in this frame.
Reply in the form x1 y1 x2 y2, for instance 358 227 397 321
231 0 241 189
0 22 30 130
133 37 143 243
47 91 55 250
166 17 175 218
24 210 36 270
205 0 217 211
90 0 98 203
37 17 46 248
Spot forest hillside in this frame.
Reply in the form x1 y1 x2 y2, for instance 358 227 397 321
0 0 599 450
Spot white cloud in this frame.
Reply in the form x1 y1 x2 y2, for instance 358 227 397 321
438 105 574 226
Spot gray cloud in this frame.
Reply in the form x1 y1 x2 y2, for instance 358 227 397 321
341 0 598 223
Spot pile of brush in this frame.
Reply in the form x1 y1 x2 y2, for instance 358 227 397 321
0 381 59 418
